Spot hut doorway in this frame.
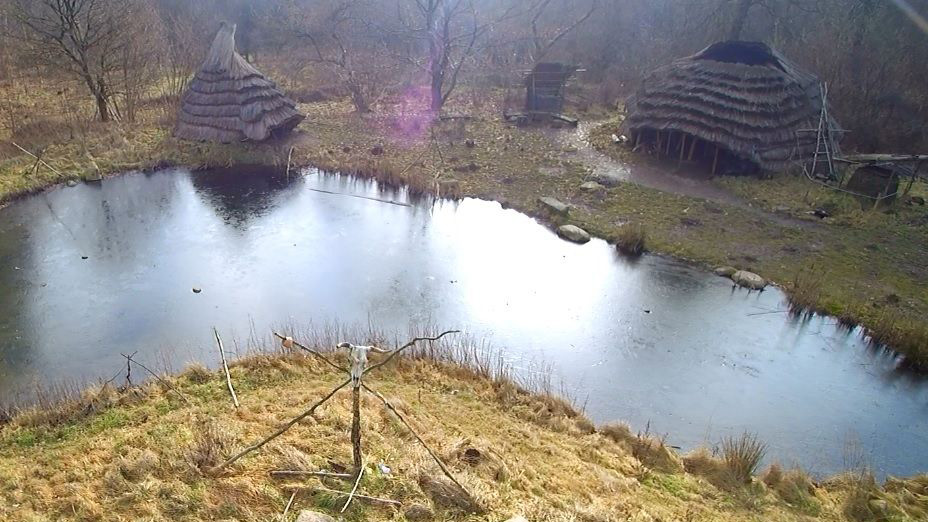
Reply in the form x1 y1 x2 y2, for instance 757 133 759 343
630 128 760 176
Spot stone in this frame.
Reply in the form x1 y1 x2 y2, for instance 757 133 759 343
66 179 78 187
714 266 737 277
579 181 605 192
295 511 336 522
557 225 591 244
867 499 888 515
403 504 434 521
464 139 476 148
538 197 569 215
732 270 766 290
370 145 384 155
192 287 202 293
773 205 791 213
418 473 482 513
588 171 622 187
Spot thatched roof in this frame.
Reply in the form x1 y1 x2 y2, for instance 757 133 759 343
624 41 838 172
174 23 304 143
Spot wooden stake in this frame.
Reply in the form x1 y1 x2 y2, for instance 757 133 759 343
711 145 720 176
364 384 469 494
665 130 673 156
285 147 294 182
678 134 687 166
280 491 296 522
11 142 63 176
350 385 362 474
341 460 364 512
120 353 189 403
633 130 641 150
656 131 662 159
687 136 697 161
213 327 239 409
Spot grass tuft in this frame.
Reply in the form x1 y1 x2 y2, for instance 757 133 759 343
615 222 647 256
721 432 767 484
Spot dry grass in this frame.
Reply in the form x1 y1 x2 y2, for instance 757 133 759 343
2 333 922 521
721 432 767 485
615 222 648 256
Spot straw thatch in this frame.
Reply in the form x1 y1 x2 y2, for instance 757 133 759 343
624 41 838 172
174 23 304 143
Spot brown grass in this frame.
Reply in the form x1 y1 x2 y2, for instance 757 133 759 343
721 432 767 484
615 222 647 256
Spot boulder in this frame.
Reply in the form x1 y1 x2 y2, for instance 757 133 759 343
295 511 336 522
714 266 737 277
403 504 434 521
732 270 766 290
538 197 569 215
588 171 622 187
418 473 482 513
557 225 591 244
579 181 605 193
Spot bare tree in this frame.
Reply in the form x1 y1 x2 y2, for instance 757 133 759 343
288 0 395 113
528 0 598 64
10 0 140 121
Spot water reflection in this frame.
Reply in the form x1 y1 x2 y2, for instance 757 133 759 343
0 167 925 478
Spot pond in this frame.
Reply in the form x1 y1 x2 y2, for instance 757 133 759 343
0 167 925 477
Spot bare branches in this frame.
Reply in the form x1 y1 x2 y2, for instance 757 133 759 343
119 352 190 403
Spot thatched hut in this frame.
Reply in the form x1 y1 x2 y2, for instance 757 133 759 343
174 23 304 143
624 41 837 174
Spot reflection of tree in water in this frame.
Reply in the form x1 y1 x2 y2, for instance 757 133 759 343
191 166 296 229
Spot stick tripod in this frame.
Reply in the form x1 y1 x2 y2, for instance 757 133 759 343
208 329 467 512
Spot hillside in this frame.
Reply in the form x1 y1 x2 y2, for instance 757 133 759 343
1 343 925 522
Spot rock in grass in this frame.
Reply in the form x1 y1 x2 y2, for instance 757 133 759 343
295 511 336 522
588 171 622 187
538 196 569 215
580 181 605 193
403 504 434 521
732 270 766 290
557 225 591 244
418 473 482 513
714 266 737 277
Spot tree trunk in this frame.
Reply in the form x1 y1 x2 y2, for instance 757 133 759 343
728 0 753 40
96 94 110 122
347 82 371 114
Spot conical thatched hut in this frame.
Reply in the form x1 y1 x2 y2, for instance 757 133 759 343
624 41 838 173
174 23 304 143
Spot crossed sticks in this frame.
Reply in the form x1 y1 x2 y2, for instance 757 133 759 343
207 329 468 509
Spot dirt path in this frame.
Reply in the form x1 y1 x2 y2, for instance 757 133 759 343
545 121 815 229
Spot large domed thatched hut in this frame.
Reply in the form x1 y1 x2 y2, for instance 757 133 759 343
174 23 304 143
623 41 838 174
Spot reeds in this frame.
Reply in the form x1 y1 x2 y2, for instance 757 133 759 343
721 432 767 484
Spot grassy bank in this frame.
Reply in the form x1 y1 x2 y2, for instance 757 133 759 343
1 84 926 368
1 338 925 521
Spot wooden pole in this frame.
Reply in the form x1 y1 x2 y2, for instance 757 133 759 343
214 327 239 409
350 385 362 475
665 130 673 155
633 130 641 150
678 134 687 166
687 136 697 161
711 145 720 176
656 131 662 159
